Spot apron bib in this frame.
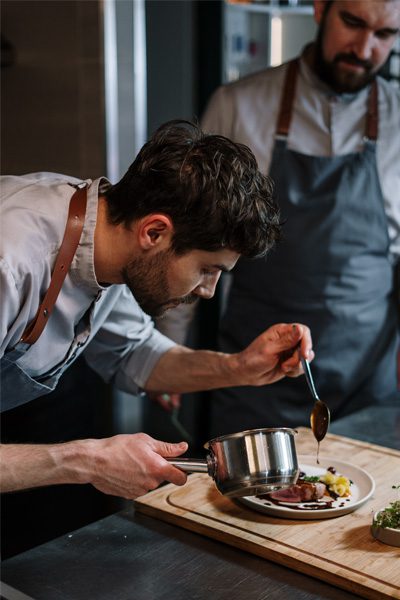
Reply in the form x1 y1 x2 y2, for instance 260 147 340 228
210 61 399 436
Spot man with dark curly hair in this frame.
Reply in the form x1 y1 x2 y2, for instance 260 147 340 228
0 120 312 500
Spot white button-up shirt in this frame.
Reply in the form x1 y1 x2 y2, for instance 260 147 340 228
202 54 400 261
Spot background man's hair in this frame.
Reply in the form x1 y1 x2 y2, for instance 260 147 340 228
105 120 281 258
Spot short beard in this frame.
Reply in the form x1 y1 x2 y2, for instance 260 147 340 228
313 15 376 94
121 250 198 318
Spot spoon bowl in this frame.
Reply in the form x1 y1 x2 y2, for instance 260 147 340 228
300 356 330 443
310 399 330 442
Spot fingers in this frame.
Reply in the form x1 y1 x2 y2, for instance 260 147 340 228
151 438 189 487
148 392 182 412
167 393 181 409
282 348 315 377
283 323 313 358
147 391 171 411
162 461 188 487
156 440 188 457
267 323 314 378
293 323 313 360
274 323 313 360
281 324 315 375
158 393 172 411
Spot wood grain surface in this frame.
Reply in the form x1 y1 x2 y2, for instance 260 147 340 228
135 428 400 600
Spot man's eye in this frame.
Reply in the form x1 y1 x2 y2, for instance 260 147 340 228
342 15 362 29
202 269 215 276
375 30 395 41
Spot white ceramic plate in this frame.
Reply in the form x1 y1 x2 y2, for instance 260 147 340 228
239 455 375 520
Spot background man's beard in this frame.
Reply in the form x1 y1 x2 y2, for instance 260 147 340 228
122 253 198 318
313 22 376 93
315 51 376 93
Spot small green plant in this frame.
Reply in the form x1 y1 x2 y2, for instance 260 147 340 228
373 485 400 530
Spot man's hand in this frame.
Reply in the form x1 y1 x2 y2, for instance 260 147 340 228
0 434 188 499
86 433 188 499
233 323 314 386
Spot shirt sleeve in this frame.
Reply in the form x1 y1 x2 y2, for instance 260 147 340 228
83 285 176 395
0 259 25 359
201 85 235 138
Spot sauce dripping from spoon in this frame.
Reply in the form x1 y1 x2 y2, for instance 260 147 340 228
310 399 330 463
300 356 330 464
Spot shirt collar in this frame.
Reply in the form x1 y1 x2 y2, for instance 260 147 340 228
70 177 111 293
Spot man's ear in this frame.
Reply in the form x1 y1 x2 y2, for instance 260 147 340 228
138 214 174 250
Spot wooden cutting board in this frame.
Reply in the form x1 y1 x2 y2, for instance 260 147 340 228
135 428 400 600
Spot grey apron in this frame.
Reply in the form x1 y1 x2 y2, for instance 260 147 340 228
210 60 399 437
0 185 88 411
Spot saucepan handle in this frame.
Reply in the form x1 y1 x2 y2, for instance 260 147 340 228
166 458 210 474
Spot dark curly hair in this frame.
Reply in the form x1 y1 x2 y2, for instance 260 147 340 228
105 120 281 258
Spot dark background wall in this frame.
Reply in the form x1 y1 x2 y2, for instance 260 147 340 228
146 0 222 134
1 0 222 176
1 0 106 178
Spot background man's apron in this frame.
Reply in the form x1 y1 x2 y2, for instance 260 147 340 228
209 61 399 438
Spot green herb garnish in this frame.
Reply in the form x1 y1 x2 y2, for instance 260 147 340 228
302 476 321 483
373 500 400 530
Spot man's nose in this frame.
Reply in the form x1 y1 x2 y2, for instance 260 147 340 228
353 30 374 61
195 272 221 300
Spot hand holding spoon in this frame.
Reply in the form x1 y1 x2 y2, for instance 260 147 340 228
300 355 330 463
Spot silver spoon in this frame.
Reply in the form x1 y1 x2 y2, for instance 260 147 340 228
300 356 330 457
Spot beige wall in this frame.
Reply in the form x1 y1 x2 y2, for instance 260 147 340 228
1 0 106 179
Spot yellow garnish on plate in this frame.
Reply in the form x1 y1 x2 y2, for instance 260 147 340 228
320 471 351 497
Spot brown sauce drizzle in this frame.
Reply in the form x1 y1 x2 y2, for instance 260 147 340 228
257 494 335 511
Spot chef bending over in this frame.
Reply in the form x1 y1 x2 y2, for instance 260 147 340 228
0 120 313 500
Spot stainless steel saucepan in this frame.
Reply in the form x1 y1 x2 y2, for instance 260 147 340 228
168 427 299 497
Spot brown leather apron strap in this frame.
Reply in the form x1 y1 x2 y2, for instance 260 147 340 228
276 59 299 137
276 58 379 141
365 79 378 141
20 185 88 345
